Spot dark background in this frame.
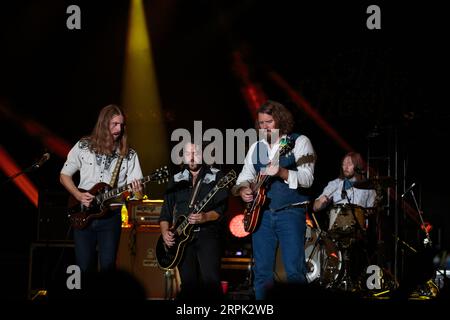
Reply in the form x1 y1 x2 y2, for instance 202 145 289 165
0 1 448 299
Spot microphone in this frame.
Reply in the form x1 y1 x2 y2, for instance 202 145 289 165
401 182 416 198
354 166 366 175
33 153 50 169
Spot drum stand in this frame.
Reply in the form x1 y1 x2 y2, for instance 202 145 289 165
307 213 342 288
305 228 327 284
334 236 358 292
333 192 368 292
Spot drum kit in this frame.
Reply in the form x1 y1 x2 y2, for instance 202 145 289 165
304 176 395 292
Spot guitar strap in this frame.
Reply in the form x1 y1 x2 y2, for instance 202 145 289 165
188 174 204 233
102 154 125 212
189 175 203 211
109 154 124 188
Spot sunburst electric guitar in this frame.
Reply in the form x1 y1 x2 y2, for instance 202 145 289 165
243 136 315 233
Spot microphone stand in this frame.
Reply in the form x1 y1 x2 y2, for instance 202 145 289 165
405 188 432 247
2 161 41 187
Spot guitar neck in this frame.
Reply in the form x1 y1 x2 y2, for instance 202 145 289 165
100 175 153 202
252 173 267 192
174 185 220 235
193 185 221 213
252 150 282 192
251 137 294 192
174 171 235 235
195 171 236 212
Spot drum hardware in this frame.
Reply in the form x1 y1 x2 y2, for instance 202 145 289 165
352 176 395 190
310 212 321 232
271 200 310 212
332 240 369 292
304 226 342 288
326 200 370 292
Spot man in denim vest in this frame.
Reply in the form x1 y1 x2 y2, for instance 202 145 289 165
233 100 316 299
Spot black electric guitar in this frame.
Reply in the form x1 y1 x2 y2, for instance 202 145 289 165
156 170 236 270
67 166 169 229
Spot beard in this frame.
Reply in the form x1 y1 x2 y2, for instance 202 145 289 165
343 171 355 179
188 161 202 172
112 132 122 142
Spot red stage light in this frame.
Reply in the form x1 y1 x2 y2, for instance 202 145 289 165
229 214 250 238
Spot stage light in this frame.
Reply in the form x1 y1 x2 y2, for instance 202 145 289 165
0 145 38 207
269 71 354 152
123 0 168 184
229 214 250 238
232 50 267 118
0 104 71 158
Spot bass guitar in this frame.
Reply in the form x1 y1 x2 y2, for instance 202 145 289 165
67 166 169 229
156 169 236 270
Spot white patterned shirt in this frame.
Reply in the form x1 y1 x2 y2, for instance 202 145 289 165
60 139 143 190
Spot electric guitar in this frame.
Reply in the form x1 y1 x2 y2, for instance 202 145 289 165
243 136 315 233
156 169 237 270
67 166 169 229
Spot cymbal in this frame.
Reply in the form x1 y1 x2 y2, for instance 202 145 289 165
352 176 395 190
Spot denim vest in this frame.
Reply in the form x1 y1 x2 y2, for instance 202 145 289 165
252 133 309 211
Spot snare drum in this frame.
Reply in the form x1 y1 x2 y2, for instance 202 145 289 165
328 204 367 235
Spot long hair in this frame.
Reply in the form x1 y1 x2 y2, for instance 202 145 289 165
255 100 294 135
87 104 128 156
339 151 366 181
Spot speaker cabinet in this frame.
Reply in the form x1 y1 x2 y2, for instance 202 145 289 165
37 190 72 241
116 226 174 299
28 241 76 299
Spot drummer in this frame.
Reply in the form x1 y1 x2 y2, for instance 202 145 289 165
313 151 376 229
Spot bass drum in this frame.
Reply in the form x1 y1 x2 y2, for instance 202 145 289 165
305 226 342 287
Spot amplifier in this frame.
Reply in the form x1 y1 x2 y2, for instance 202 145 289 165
128 200 164 226
117 226 178 299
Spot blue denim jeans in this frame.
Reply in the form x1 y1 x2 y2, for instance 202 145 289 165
252 208 307 299
73 210 122 272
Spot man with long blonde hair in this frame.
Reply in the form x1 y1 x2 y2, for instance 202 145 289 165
60 104 143 272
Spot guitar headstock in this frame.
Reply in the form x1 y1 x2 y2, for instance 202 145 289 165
279 135 295 157
216 170 237 189
149 166 170 184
